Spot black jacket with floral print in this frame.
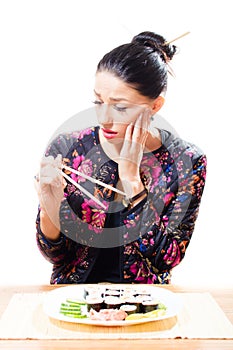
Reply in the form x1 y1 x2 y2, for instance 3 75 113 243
36 126 207 284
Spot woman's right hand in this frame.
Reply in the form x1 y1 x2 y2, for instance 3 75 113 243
35 154 65 239
118 109 150 197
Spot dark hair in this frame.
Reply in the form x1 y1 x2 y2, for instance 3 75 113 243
97 31 177 99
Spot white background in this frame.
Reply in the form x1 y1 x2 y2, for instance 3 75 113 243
0 0 232 286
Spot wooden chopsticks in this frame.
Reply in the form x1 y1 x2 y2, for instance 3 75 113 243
60 164 127 209
60 170 107 209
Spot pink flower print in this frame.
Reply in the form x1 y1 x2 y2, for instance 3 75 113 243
162 215 169 227
163 192 175 206
202 156 207 167
123 232 129 240
78 128 93 139
130 261 147 279
88 209 106 234
123 218 137 229
163 239 181 267
129 260 156 283
135 275 147 282
71 155 85 182
141 155 156 167
185 150 194 158
154 210 161 225
152 166 162 182
141 158 163 189
177 160 183 172
149 238 155 245
81 201 92 223
129 262 138 275
84 198 108 211
78 159 93 182
81 199 107 233
73 155 85 169
146 275 157 284
151 166 163 190
71 128 93 140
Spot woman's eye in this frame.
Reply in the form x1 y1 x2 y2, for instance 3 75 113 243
92 100 103 106
92 101 128 112
113 105 127 112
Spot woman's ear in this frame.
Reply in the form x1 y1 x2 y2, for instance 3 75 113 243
151 96 165 114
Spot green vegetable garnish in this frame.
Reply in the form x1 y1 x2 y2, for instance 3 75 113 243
59 299 87 319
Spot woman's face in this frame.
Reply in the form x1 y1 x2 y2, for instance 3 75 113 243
94 71 156 143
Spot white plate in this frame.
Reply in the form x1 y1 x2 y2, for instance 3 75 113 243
43 284 182 326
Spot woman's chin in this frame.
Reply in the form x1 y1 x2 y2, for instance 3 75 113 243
101 131 123 145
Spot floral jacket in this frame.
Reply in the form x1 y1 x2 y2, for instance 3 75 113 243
36 126 207 284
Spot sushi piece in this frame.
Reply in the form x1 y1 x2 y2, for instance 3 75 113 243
123 297 141 313
105 289 121 297
140 299 159 313
83 285 103 299
120 304 137 315
135 288 151 295
104 296 122 309
135 294 152 303
85 296 104 312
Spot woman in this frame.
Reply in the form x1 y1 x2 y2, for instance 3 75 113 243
35 31 207 284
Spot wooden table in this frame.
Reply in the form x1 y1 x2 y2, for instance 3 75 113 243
0 284 232 349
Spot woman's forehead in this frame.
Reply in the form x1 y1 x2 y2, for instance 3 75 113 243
94 71 150 104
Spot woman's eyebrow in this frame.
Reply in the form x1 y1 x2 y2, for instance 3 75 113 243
93 90 130 102
109 97 130 102
93 90 101 97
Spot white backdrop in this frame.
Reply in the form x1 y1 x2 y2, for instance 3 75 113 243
0 0 232 286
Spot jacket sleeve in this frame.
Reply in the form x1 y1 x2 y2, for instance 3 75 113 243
122 154 207 276
35 132 86 265
35 129 109 258
36 208 78 265
36 208 99 284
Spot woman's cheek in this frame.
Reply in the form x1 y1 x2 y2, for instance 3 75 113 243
116 123 128 137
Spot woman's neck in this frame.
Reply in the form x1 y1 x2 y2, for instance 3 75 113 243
144 128 162 152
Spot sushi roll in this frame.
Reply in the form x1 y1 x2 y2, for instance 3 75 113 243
105 289 121 297
120 304 137 315
140 299 159 313
135 288 151 295
123 297 141 313
104 296 122 309
85 296 104 312
123 287 136 295
134 289 151 299
83 285 103 299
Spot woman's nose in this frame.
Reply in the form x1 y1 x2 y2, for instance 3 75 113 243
96 104 113 125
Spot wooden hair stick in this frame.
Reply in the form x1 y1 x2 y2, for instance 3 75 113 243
164 31 190 45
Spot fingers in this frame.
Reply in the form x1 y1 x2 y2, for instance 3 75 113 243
54 154 62 168
124 121 133 142
121 108 151 166
125 108 151 145
39 154 63 188
34 174 40 195
40 154 62 169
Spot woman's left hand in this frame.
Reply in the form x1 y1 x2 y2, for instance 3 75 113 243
118 109 151 196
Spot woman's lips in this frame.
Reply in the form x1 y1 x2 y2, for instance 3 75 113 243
101 128 118 139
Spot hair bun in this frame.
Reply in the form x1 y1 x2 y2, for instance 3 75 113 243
131 31 177 63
